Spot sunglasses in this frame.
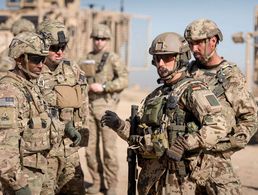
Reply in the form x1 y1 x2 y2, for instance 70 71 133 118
153 54 175 64
27 54 46 64
49 44 67 52
93 37 108 41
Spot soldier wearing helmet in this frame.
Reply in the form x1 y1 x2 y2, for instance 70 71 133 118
101 32 231 194
82 23 128 195
0 18 36 73
0 31 56 195
184 19 257 194
37 20 88 195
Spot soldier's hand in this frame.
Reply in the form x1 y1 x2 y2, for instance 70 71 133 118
129 135 144 145
64 121 82 147
166 136 189 161
15 186 31 195
70 130 82 147
101 110 125 131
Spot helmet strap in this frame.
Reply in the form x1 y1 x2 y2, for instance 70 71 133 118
18 54 39 79
204 39 216 63
158 55 185 83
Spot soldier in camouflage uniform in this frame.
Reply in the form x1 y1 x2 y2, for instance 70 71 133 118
0 18 35 72
80 24 128 195
101 32 242 194
37 20 88 195
0 31 54 195
184 19 257 192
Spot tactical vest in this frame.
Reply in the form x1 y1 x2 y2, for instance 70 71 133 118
192 60 236 98
138 78 203 159
0 72 51 172
39 60 88 128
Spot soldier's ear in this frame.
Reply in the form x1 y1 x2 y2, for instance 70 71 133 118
15 55 24 64
210 36 218 47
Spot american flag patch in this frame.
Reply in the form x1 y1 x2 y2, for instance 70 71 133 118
0 97 15 107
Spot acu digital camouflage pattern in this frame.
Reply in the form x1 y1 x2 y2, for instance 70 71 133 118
114 76 241 194
37 60 88 195
84 47 128 191
0 72 54 195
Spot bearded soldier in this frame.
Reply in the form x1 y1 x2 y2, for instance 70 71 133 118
101 32 241 194
0 32 54 195
184 19 257 160
37 20 88 195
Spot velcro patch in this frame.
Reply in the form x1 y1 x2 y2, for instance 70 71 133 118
0 97 15 107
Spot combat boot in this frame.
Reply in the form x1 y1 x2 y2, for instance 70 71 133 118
105 188 117 195
86 183 100 194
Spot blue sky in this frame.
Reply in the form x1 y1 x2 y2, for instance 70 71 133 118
82 0 257 89
1 0 257 90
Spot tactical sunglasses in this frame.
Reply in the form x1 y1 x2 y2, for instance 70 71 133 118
93 37 108 41
49 44 67 52
27 54 46 64
153 54 175 64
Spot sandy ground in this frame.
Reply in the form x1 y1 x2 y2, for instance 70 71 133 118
79 86 258 195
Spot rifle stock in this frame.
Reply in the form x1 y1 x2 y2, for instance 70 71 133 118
127 105 138 195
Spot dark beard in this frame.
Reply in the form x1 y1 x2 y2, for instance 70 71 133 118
158 66 171 79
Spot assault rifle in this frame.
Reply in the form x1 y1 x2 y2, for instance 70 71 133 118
127 105 139 195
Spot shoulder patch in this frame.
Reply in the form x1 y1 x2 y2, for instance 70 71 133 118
0 97 15 107
0 97 16 128
192 89 221 115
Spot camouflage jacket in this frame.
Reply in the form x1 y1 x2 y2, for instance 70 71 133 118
0 72 51 190
38 60 89 129
188 60 258 149
116 76 228 158
84 50 128 99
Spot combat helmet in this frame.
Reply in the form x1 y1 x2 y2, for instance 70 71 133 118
149 32 191 68
90 24 112 39
184 19 223 42
9 32 49 59
37 20 69 45
11 18 36 36
9 31 49 78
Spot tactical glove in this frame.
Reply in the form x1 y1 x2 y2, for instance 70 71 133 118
166 136 189 161
15 186 31 195
101 110 125 131
129 135 144 145
64 121 82 147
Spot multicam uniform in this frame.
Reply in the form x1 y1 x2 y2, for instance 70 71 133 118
37 60 88 194
83 49 128 190
0 72 54 195
115 75 240 194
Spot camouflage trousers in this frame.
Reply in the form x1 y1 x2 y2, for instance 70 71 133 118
137 153 242 195
2 167 54 195
189 152 242 195
86 100 119 189
57 149 85 195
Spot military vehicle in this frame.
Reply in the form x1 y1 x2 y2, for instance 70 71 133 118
0 0 151 70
